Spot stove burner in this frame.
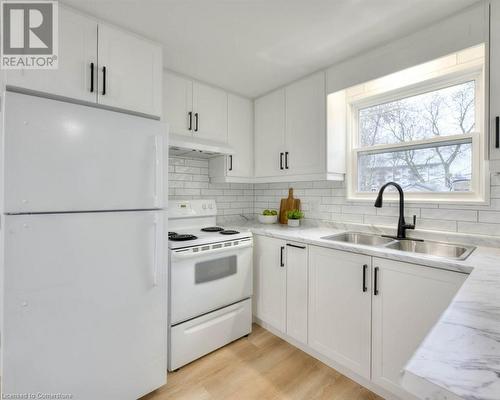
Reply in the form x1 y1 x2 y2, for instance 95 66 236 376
219 230 240 235
201 226 225 232
169 234 198 241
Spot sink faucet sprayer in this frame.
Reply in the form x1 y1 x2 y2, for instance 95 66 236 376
374 182 417 240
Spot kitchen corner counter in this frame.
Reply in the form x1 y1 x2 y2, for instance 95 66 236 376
230 222 500 400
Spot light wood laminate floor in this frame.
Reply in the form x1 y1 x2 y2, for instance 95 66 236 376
141 324 383 400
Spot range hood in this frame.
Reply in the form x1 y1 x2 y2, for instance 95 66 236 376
169 133 234 159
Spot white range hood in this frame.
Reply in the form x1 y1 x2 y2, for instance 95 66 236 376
169 133 234 158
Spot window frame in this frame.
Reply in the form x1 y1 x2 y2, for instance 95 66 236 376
346 63 487 204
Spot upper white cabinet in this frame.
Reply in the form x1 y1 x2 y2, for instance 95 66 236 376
254 72 333 182
253 235 287 332
490 2 500 170
192 82 228 142
209 94 254 182
163 70 228 142
308 246 372 379
4 7 162 118
97 24 162 117
371 258 466 398
162 72 193 135
285 72 326 176
254 89 286 178
5 7 97 103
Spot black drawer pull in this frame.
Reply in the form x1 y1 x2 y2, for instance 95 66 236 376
90 62 94 93
229 155 233 171
286 243 306 249
285 151 289 169
496 116 499 149
362 264 368 292
280 152 284 170
280 246 285 267
188 112 193 131
102 66 107 95
194 113 199 132
374 267 379 295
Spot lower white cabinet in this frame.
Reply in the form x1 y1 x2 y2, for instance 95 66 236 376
253 235 287 332
308 246 372 379
252 235 469 399
285 243 308 343
371 257 466 398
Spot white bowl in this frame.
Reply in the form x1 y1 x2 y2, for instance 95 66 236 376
258 214 278 224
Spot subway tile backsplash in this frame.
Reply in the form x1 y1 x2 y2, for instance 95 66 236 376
169 156 500 237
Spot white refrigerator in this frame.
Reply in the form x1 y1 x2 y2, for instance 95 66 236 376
0 92 168 400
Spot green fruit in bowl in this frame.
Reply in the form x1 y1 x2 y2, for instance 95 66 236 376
262 209 278 216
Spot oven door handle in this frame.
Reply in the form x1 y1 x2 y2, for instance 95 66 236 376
171 240 253 260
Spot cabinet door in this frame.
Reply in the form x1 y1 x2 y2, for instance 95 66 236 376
285 72 326 175
5 6 97 103
286 243 308 344
163 71 193 135
490 2 500 166
97 24 162 117
254 89 286 177
308 246 371 379
371 258 466 398
227 94 253 178
192 82 228 142
253 235 287 332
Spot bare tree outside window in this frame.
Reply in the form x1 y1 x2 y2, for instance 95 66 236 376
357 81 474 193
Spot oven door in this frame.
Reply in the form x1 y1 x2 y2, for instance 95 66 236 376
169 237 253 325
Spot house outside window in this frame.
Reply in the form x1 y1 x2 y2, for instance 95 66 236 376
341 44 487 203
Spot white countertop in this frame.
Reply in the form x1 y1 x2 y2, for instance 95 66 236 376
229 222 500 400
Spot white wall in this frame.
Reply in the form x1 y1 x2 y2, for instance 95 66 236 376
169 156 254 218
325 1 488 94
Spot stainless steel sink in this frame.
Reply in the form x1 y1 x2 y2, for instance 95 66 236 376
385 239 475 260
321 232 395 247
321 231 476 260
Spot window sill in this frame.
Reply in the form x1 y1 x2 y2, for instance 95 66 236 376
347 192 488 206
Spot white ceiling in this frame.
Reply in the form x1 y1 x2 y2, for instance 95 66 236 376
63 0 480 98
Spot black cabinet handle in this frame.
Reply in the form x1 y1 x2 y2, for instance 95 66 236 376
229 155 233 171
286 243 306 249
280 152 284 170
496 116 499 149
280 246 285 267
102 66 107 95
188 112 193 131
362 264 368 292
194 113 199 132
285 151 289 169
90 62 94 93
374 267 379 295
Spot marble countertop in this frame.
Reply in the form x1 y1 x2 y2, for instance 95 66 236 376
228 221 500 400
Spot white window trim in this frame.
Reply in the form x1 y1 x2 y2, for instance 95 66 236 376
346 61 488 205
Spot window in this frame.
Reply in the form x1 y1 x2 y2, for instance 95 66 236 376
344 45 486 203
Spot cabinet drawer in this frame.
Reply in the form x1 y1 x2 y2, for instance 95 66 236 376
169 299 252 370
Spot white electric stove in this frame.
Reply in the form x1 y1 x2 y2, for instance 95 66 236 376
168 200 253 371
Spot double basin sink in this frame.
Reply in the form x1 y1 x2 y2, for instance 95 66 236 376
321 232 475 261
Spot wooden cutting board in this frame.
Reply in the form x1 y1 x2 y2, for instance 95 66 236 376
279 188 301 224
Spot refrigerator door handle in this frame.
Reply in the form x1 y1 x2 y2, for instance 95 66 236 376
153 215 161 287
153 135 163 207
